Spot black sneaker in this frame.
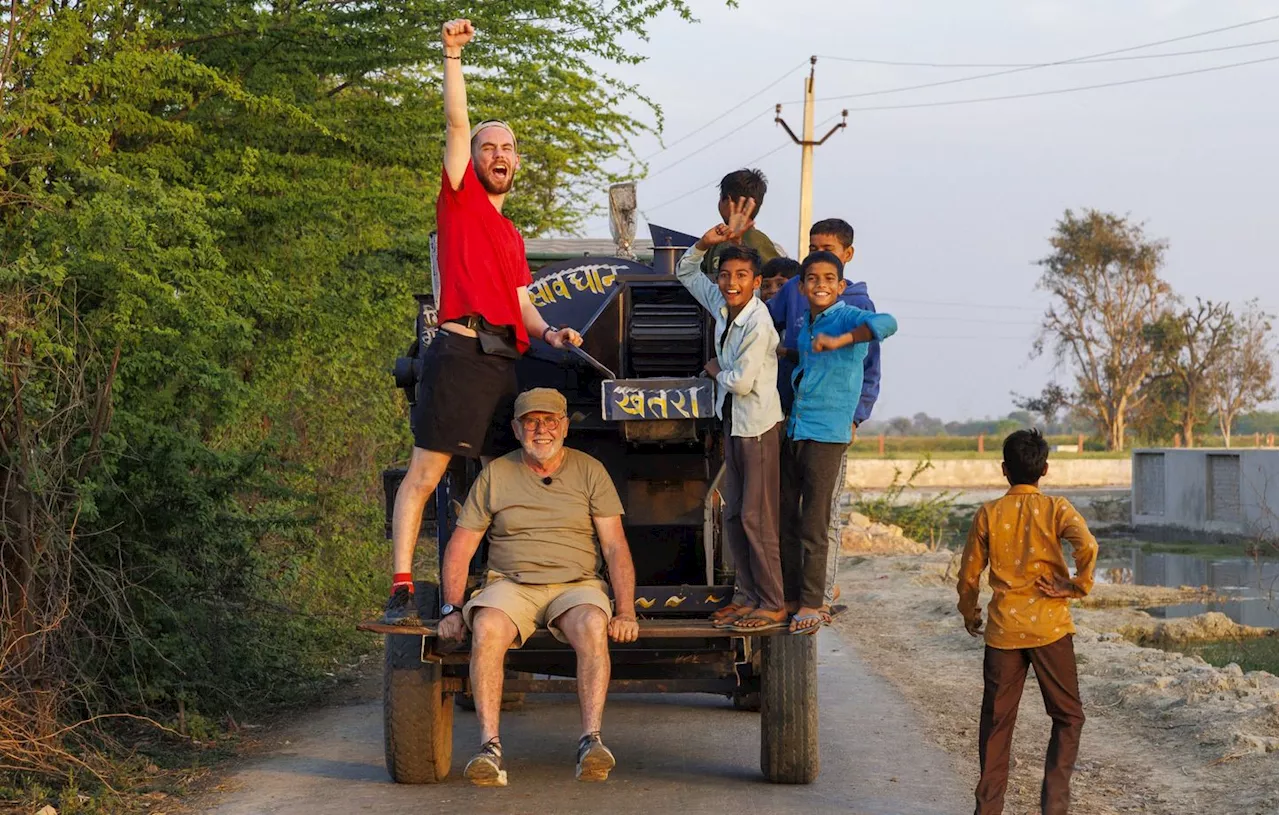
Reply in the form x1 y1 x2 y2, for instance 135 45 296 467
575 732 615 782
464 738 507 787
381 585 420 626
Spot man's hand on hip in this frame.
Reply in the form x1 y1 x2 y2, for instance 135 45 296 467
608 614 639 643
438 610 466 641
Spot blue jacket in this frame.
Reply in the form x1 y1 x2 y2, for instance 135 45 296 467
787 302 897 444
767 276 882 423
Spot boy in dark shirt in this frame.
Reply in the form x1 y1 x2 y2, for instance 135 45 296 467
700 169 782 277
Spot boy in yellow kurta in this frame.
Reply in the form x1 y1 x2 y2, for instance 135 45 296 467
957 429 1098 815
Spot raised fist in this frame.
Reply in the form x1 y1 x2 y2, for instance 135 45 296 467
442 19 475 50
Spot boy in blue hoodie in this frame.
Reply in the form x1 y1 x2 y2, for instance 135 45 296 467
781 251 897 634
767 218 879 621
768 219 880 422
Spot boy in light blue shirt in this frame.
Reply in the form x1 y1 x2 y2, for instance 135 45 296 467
781 250 897 634
675 197 788 632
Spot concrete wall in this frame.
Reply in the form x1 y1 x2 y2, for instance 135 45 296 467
1130 448 1279 539
845 458 1131 489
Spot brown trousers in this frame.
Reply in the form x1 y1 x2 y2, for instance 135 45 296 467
721 418 784 611
976 634 1084 815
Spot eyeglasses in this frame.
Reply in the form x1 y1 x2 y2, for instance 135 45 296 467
519 416 565 431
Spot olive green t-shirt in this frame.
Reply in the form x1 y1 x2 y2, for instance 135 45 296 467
699 227 782 276
456 448 625 584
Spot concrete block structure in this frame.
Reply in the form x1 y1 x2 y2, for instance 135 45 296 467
1130 448 1279 539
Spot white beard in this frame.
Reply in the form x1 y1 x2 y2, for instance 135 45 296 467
523 438 563 465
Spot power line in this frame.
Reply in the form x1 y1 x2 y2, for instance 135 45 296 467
882 296 1042 312
644 108 773 180
641 60 808 161
836 56 1277 113
815 38 1278 69
643 140 793 214
901 334 1034 341
791 15 1278 104
893 315 1042 325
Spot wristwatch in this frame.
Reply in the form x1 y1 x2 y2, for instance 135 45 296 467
441 603 459 616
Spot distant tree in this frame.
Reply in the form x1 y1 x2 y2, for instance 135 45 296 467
1034 210 1174 450
1006 409 1037 427
1211 301 1277 447
1144 299 1236 447
1233 410 1280 435
1011 383 1073 428
911 412 946 435
888 416 913 436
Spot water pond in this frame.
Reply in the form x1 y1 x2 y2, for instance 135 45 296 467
1094 539 1278 629
1095 539 1278 673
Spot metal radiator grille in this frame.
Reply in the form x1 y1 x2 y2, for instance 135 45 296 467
628 290 705 377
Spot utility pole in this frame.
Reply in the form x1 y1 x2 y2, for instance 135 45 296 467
776 57 848 258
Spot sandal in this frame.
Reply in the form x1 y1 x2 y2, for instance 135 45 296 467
713 605 757 629
818 603 848 625
710 602 749 624
790 612 824 635
729 609 789 633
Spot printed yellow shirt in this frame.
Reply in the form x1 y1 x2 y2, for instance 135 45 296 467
957 484 1098 649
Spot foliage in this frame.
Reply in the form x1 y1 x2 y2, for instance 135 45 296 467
1210 301 1277 448
863 409 1088 440
1234 410 1279 435
851 459 962 550
1033 209 1174 450
1012 383 1073 428
1142 298 1235 448
0 0 703 800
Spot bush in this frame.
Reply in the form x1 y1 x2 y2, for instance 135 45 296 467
851 459 963 550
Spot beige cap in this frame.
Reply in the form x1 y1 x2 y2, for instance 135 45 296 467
514 388 566 418
470 119 517 147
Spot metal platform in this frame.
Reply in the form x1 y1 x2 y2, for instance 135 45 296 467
358 617 788 640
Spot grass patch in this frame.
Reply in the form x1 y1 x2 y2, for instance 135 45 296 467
850 459 970 549
1096 537 1278 561
1176 636 1279 675
846 449 1129 460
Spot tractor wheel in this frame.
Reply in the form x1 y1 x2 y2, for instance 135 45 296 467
759 633 819 784
383 583 453 784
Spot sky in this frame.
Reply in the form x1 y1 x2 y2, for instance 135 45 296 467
557 0 1280 422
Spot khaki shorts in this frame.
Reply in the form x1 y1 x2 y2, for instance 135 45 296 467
463 571 613 648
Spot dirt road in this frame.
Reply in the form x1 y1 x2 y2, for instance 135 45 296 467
195 629 973 815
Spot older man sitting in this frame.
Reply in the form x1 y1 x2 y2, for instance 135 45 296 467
436 387 639 787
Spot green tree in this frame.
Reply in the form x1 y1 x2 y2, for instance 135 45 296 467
1012 382 1072 429
1211 301 1277 447
2 0 706 790
1034 210 1173 450
1144 298 1235 447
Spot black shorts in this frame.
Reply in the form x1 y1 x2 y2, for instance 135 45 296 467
412 330 519 458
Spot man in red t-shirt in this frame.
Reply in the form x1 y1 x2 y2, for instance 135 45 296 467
385 18 582 625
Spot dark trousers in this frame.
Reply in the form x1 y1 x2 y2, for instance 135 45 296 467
721 421 784 610
779 438 847 608
976 635 1085 815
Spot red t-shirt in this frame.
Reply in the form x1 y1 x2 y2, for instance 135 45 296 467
436 160 532 352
